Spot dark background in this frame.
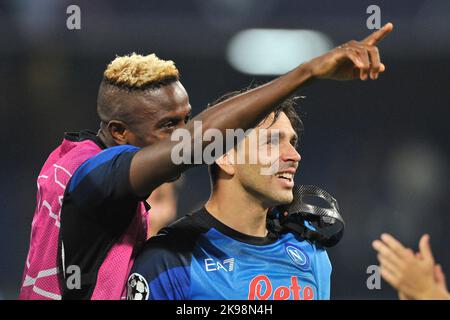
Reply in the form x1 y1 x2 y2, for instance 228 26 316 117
0 0 449 299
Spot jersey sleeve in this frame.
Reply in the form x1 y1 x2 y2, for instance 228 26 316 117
65 144 142 224
313 248 332 300
127 234 191 300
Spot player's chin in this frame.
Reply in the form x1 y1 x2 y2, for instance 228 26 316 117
268 189 294 206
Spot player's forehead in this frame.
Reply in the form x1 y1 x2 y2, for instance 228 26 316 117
144 81 188 106
132 81 190 116
256 112 296 137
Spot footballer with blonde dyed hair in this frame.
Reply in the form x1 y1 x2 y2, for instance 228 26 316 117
20 23 393 300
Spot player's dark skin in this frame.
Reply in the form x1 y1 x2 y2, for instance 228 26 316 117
98 23 393 197
98 83 192 148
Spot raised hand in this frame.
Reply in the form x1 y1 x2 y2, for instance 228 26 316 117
306 23 394 81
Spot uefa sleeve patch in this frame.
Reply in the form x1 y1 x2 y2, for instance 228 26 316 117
127 273 150 300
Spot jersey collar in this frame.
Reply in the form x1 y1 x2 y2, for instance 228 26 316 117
197 207 279 246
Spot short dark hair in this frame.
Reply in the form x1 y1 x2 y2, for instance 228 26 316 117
207 84 304 186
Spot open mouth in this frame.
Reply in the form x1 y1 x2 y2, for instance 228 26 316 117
275 172 294 182
275 172 295 188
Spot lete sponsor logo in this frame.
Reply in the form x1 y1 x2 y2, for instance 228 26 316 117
248 275 314 300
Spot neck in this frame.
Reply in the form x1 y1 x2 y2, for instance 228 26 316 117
205 183 269 238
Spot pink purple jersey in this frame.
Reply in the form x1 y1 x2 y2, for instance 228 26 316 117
20 131 149 300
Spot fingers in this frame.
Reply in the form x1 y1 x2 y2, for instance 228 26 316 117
398 291 411 300
329 23 392 81
373 233 411 261
339 41 384 80
380 266 400 290
367 46 381 79
377 253 401 278
336 47 366 80
357 44 382 80
434 265 448 291
362 22 394 46
380 233 410 257
372 239 405 267
419 234 435 263
372 234 416 283
354 46 370 80
338 47 364 69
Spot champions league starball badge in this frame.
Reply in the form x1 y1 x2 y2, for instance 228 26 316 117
273 185 345 247
127 273 149 300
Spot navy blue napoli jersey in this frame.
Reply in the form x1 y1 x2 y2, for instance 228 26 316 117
58 131 150 299
127 208 332 300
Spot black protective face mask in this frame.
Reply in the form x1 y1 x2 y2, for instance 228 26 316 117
269 185 345 247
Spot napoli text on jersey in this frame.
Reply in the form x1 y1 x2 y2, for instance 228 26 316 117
127 208 331 300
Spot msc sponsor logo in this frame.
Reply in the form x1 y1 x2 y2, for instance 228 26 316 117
284 243 310 270
204 257 235 272
248 275 314 300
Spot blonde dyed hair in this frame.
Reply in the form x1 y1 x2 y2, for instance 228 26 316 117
103 53 179 89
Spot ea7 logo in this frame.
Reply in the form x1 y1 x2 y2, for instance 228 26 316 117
204 257 235 272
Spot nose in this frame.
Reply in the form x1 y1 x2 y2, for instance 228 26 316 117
281 143 301 164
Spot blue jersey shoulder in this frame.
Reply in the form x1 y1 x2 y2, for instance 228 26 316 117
68 144 139 192
127 214 207 300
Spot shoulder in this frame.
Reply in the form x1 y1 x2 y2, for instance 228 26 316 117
136 211 209 265
128 211 209 300
67 144 140 193
73 145 139 177
287 232 330 257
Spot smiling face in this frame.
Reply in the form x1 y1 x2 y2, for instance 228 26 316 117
225 112 301 207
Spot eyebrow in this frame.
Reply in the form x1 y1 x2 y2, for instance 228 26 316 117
276 130 298 141
156 105 192 124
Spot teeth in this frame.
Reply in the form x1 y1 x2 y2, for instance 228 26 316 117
276 173 293 180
